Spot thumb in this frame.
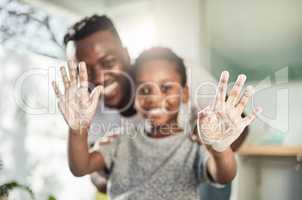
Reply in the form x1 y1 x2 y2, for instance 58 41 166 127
90 85 104 105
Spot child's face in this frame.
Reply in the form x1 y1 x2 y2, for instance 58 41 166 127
135 59 189 127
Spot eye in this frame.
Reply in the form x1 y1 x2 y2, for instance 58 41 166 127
138 86 151 95
160 84 172 93
102 58 116 69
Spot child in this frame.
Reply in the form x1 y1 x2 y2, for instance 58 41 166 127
52 47 261 200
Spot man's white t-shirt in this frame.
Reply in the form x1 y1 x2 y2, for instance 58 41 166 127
88 100 141 145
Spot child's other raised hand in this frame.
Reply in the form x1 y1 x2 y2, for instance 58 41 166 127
52 61 103 131
197 71 262 152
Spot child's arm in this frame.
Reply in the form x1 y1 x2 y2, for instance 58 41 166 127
196 71 262 184
68 128 106 177
52 61 105 177
206 147 236 184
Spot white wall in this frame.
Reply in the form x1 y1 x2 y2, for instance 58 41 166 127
106 0 214 88
235 156 302 200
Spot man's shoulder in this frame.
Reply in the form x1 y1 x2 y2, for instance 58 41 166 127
121 113 143 124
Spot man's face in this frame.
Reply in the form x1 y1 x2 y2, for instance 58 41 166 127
75 30 130 108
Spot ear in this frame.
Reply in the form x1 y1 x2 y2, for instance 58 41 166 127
182 85 189 104
122 47 131 66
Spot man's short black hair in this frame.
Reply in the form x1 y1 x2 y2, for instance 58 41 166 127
133 47 187 86
63 15 122 46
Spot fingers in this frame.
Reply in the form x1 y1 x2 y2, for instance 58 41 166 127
67 60 77 84
79 62 88 88
191 133 204 144
213 71 229 110
242 107 262 127
60 66 70 90
227 74 246 106
52 81 63 99
77 61 90 102
98 136 115 144
236 85 254 114
98 133 119 144
90 85 103 108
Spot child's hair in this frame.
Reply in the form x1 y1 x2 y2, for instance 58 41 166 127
63 15 122 46
133 47 187 86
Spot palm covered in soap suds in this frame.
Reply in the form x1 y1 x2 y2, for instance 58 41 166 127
52 61 103 130
197 71 262 152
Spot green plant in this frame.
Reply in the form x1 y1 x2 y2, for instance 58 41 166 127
48 195 56 200
0 181 57 200
0 181 34 199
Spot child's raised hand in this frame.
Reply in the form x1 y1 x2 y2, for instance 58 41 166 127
52 61 103 131
197 71 262 152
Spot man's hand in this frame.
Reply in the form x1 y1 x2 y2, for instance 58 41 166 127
52 61 103 131
197 71 262 152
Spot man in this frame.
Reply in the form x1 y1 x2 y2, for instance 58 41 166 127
63 15 139 193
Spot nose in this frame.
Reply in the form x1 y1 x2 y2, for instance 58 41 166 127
141 92 163 110
90 64 105 86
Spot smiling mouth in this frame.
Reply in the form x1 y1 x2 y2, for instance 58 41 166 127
103 81 119 96
147 108 169 115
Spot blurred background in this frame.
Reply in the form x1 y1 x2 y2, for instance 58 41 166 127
0 0 301 199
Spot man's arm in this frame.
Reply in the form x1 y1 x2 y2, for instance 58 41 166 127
90 172 108 193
